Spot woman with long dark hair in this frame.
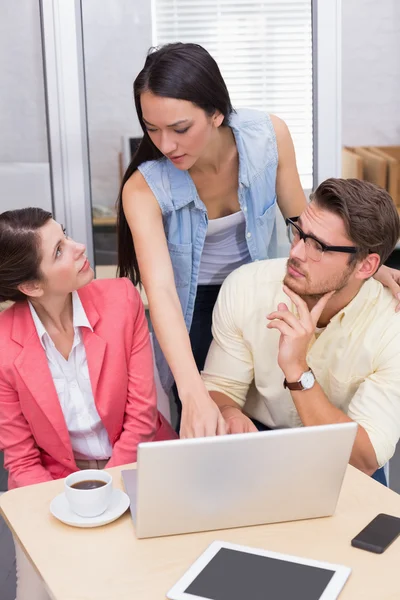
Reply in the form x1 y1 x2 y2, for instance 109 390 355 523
117 42 400 438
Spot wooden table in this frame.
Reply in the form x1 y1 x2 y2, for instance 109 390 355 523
1 464 400 600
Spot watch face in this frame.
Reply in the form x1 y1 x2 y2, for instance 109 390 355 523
300 370 315 390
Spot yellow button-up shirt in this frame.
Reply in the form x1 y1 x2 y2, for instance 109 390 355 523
202 258 400 467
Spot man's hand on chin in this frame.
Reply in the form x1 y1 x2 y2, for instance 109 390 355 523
266 285 334 378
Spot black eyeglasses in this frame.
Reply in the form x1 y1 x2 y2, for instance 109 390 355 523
286 217 359 262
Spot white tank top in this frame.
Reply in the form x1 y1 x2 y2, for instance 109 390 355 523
198 210 252 285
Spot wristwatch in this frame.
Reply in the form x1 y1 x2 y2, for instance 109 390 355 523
284 369 315 391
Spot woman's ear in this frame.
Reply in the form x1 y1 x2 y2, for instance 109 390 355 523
213 110 225 128
17 281 44 299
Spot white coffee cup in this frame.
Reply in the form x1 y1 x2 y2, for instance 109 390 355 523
65 469 113 518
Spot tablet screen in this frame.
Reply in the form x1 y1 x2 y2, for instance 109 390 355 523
184 547 335 600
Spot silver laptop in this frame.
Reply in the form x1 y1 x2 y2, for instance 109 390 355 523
122 422 357 539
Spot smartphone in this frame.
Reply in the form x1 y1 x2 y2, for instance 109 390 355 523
351 513 400 554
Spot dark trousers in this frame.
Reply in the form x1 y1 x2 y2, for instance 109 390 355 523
173 284 221 431
252 417 387 487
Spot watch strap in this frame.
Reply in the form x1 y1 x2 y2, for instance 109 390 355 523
283 379 304 391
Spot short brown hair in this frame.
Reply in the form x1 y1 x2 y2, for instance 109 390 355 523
311 178 400 266
0 207 52 302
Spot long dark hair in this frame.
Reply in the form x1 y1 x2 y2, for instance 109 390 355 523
0 207 52 302
117 42 234 285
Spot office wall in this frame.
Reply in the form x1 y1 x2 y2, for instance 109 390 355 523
1 1 399 210
84 0 400 207
342 0 400 146
82 0 152 210
0 1 51 212
0 1 48 163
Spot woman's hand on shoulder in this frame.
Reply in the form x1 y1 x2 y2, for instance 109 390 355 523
270 114 307 220
374 264 400 311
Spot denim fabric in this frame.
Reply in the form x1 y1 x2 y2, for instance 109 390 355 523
139 108 279 392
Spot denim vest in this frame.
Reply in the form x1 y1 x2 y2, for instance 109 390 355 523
138 108 278 392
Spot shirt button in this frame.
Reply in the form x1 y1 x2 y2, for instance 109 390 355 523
246 232 252 239
71 381 77 388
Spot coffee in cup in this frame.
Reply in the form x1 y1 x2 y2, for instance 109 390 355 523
65 469 113 517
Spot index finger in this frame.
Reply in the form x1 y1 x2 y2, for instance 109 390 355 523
309 290 335 325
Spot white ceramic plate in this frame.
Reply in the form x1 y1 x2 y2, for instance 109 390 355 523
50 488 130 528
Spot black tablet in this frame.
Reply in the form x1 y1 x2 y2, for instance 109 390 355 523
167 541 351 600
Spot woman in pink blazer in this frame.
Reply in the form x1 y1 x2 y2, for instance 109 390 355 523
0 207 177 599
0 207 176 490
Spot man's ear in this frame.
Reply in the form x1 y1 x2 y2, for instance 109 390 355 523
17 281 44 299
355 253 381 281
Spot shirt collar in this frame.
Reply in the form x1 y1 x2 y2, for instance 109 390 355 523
72 290 93 331
28 290 93 345
228 112 250 188
28 301 47 345
326 278 379 328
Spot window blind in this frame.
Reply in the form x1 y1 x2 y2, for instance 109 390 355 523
153 0 313 189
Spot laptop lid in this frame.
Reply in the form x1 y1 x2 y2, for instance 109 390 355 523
124 422 357 538
121 469 137 527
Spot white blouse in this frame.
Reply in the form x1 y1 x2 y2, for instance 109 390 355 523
29 292 112 460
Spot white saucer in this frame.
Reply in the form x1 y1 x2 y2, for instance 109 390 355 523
50 488 130 528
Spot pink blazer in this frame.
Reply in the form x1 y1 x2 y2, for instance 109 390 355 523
0 278 177 489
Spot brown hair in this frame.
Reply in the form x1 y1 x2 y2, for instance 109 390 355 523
0 207 52 302
311 178 400 266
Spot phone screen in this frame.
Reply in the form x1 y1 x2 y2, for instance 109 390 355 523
351 513 400 553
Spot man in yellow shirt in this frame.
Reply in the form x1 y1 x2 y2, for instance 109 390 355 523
202 178 400 484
